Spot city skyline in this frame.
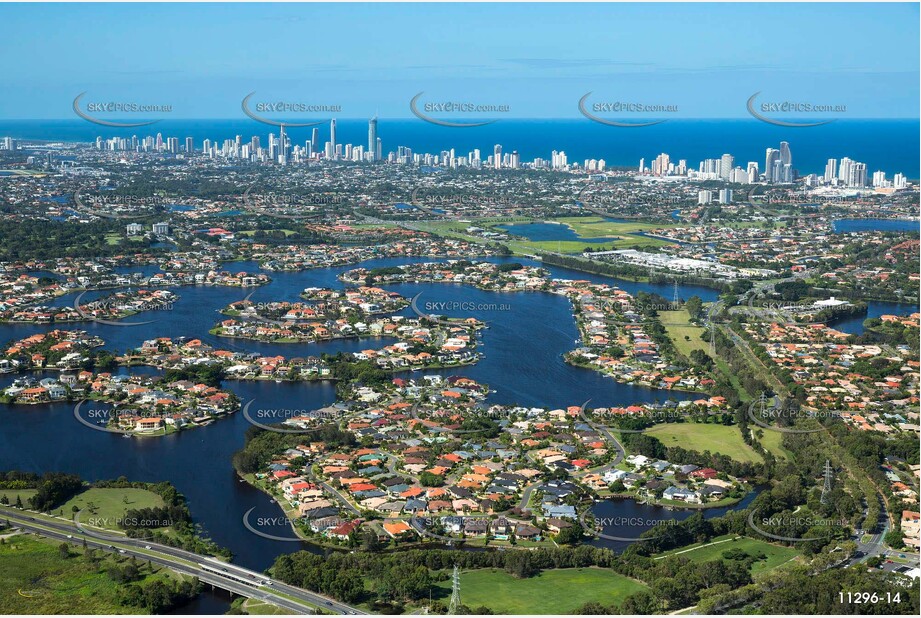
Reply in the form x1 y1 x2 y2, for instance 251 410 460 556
56 115 906 185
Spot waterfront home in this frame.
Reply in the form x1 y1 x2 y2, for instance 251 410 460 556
542 504 577 519
546 518 573 534
135 417 164 432
662 486 699 503
382 520 415 539
327 519 362 540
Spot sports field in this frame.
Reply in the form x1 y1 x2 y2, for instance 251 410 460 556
432 567 647 614
58 488 165 530
645 423 769 462
655 535 800 574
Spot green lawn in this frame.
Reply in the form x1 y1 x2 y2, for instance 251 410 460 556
530 237 674 252
432 567 647 614
238 229 299 236
645 423 767 463
0 534 168 614
754 429 791 460
418 218 672 255
658 309 752 403
0 489 37 507
239 598 290 614
659 310 708 358
57 488 165 531
655 535 800 574
553 216 675 237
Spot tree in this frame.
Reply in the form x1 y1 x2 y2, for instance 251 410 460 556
58 542 70 559
554 523 584 545
685 296 703 320
884 529 905 550
362 530 382 552
418 471 444 487
503 549 535 578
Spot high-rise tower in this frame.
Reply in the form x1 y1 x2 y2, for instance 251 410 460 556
368 116 378 161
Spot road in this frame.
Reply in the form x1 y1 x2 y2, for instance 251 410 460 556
571 403 627 484
0 506 366 615
307 468 361 515
845 492 891 568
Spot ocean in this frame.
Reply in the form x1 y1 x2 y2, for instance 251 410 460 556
1 118 917 179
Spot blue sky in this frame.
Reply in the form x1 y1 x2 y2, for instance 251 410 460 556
2 2 918 119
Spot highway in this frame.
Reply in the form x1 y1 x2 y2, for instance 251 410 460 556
0 505 367 615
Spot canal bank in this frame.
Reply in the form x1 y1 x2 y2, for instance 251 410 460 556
0 255 724 579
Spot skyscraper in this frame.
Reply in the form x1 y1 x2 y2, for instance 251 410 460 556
824 158 837 183
311 128 319 154
329 119 337 159
852 162 867 187
838 157 853 184
494 144 502 169
747 162 759 184
278 124 288 165
719 154 734 181
764 148 780 182
779 141 791 167
368 116 378 161
652 153 670 176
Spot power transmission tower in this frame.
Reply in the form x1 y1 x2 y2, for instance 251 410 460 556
820 460 833 505
448 564 461 614
673 281 680 308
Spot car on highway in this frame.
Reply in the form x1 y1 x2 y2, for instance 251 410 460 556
145 545 151 549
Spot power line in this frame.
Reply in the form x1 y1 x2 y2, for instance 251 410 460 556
821 460 833 505
448 564 461 614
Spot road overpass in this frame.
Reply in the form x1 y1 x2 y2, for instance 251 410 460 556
0 505 366 615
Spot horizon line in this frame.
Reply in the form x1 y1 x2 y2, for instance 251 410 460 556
2 116 919 123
